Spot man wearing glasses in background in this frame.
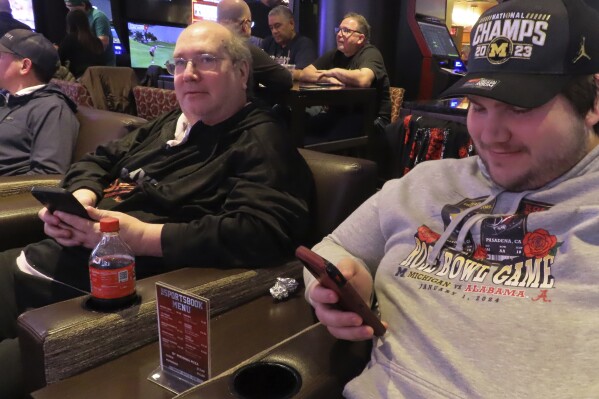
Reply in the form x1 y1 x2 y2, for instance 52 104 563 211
0 21 312 398
217 0 292 105
299 13 391 143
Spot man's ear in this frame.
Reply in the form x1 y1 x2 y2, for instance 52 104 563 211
357 34 366 46
19 58 33 76
585 73 599 127
238 59 250 90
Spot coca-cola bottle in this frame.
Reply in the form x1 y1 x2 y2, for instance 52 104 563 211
88 217 137 310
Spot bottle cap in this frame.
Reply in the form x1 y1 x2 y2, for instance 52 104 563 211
99 217 119 232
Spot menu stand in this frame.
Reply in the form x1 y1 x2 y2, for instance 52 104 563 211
149 282 211 394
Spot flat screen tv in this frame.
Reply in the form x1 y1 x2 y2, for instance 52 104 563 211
127 22 185 69
417 20 459 58
10 0 35 30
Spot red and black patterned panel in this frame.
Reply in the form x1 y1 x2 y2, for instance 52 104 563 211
132 86 179 121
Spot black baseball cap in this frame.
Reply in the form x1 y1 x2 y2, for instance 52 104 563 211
441 0 599 108
0 29 59 79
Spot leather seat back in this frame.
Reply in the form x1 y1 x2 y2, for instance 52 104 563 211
299 149 377 243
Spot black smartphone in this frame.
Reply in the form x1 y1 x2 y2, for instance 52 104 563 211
296 245 386 336
31 186 92 220
298 82 343 90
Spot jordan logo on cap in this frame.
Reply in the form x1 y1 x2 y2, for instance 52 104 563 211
572 36 591 64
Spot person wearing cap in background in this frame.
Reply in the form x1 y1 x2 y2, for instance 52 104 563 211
0 28 79 175
261 5 316 80
64 0 115 66
0 0 31 36
304 0 599 397
217 0 292 105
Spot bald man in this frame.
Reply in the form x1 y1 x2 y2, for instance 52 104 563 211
217 0 292 104
0 20 312 397
0 0 31 36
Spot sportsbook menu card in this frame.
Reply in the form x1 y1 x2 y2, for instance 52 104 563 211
151 282 210 392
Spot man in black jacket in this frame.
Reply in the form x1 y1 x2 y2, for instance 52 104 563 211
0 29 79 175
0 20 312 398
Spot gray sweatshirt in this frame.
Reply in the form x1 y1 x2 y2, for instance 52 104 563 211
306 145 599 398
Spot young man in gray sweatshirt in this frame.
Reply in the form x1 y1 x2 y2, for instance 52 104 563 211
305 0 599 397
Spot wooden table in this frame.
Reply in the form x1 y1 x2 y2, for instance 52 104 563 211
32 294 316 399
284 82 377 153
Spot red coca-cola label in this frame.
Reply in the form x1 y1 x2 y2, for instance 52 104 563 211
89 262 136 299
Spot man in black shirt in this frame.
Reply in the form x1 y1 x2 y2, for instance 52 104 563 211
300 13 391 142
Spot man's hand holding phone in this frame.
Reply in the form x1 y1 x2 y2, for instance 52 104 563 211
297 246 387 341
32 186 97 247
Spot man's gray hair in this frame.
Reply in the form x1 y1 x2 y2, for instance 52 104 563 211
343 12 370 42
222 27 252 66
268 5 293 20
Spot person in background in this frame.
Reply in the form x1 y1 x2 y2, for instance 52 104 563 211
64 0 115 66
218 0 292 104
149 44 157 64
304 0 599 397
261 5 316 80
0 0 31 36
58 9 104 78
0 29 79 175
299 12 390 142
0 20 312 397
246 0 282 39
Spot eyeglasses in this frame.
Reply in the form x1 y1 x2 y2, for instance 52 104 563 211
334 26 362 37
239 19 255 28
164 54 224 75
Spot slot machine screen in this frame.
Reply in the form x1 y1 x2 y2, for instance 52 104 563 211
417 20 459 58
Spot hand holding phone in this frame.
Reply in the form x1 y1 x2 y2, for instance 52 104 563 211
296 246 386 337
31 186 92 220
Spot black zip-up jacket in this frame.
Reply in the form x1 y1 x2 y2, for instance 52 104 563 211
0 83 79 175
25 103 313 290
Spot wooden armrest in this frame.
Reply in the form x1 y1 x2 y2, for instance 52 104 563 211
18 260 304 392
0 175 61 198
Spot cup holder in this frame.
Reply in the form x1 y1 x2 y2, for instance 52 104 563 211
230 361 302 399
83 293 141 313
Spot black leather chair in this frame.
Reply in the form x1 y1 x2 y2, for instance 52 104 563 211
0 107 147 251
16 150 377 393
